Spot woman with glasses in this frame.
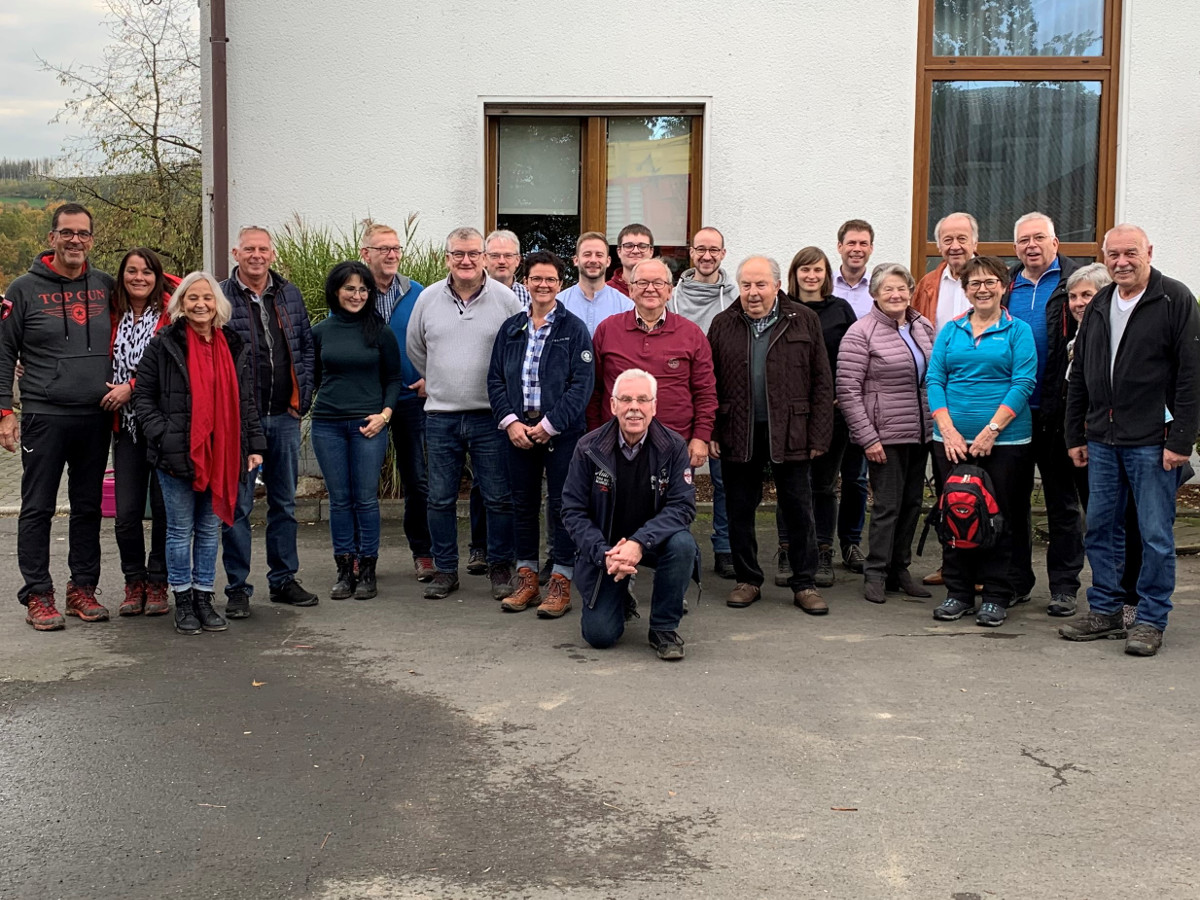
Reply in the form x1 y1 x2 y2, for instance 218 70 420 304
310 261 404 600
926 257 1037 627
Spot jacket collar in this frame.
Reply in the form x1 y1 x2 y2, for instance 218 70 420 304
867 302 922 329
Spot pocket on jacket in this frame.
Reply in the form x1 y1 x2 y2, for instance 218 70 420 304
785 399 810 451
46 354 111 406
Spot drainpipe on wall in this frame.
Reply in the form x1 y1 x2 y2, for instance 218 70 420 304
209 0 230 279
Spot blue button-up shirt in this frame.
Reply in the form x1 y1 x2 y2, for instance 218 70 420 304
557 283 634 336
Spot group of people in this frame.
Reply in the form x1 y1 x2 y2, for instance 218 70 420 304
1 204 1196 662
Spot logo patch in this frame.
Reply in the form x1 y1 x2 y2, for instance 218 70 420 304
683 468 693 485
581 350 593 363
666 357 680 369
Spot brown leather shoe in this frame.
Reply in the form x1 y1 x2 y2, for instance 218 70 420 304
536 573 572 618
501 567 540 612
793 588 829 615
923 567 944 586
727 582 761 608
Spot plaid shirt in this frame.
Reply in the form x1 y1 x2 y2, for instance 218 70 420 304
375 275 405 322
512 281 532 309
745 302 780 337
521 304 557 414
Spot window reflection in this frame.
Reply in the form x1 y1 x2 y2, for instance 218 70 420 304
605 117 693 248
933 0 1104 56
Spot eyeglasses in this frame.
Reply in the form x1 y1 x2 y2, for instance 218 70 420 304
615 395 655 405
486 251 518 261
526 275 560 285
365 245 402 255
447 250 483 261
965 278 1003 290
54 229 93 240
691 246 723 256
619 242 651 252
631 279 670 290
340 286 370 296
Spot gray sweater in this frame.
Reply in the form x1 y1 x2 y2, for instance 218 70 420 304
406 274 522 412
669 267 738 335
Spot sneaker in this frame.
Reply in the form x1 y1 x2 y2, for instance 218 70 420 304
773 544 792 587
424 571 459 599
119 580 147 616
976 601 1007 627
225 589 251 619
842 544 865 574
536 573 573 618
501 567 540 612
727 582 761 608
1047 594 1078 617
414 557 436 583
793 588 829 615
1125 622 1163 657
1007 592 1032 609
648 629 686 661
65 582 109 622
467 548 488 575
1058 610 1126 641
489 563 514 600
933 597 974 621
25 592 65 631
269 579 319 607
144 582 170 616
713 552 736 580
815 545 835 588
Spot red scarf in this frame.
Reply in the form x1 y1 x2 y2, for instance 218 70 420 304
187 326 241 526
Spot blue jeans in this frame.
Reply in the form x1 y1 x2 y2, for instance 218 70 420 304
708 457 730 555
158 471 221 592
425 411 514 572
1084 442 1179 630
222 414 300 597
581 531 696 649
391 397 432 558
311 418 389 557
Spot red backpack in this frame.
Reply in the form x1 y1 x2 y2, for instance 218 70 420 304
921 464 1005 551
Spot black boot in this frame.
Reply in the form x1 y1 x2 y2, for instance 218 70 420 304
192 590 227 632
331 554 356 600
174 589 201 635
355 556 378 600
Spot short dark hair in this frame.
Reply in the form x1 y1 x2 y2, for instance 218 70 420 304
325 260 384 347
959 256 1010 292
616 223 654 246
52 202 94 232
838 219 875 243
523 249 566 282
787 246 833 298
113 248 168 316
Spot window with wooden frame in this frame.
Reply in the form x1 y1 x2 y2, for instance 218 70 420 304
912 0 1121 272
485 105 704 277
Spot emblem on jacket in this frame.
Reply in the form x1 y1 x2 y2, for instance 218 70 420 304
594 469 612 492
581 350 592 363
667 357 680 369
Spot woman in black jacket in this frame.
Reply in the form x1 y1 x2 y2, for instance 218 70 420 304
133 272 266 635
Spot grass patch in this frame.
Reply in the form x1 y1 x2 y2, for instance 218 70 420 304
0 196 48 208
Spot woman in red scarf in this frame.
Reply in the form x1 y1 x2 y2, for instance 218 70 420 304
133 272 266 635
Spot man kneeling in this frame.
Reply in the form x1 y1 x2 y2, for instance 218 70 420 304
561 369 700 660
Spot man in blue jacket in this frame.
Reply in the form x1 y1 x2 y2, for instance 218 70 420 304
560 368 700 660
220 226 317 617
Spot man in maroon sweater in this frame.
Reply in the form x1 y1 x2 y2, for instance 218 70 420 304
587 259 716 470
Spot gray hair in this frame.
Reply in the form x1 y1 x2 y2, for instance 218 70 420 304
1102 223 1151 253
934 212 979 244
235 225 273 246
484 229 521 253
1066 262 1112 294
444 226 484 254
612 368 658 400
869 263 916 297
735 255 781 284
168 271 233 328
630 258 672 284
1013 212 1056 242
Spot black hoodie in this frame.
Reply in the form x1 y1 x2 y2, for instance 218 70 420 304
0 250 115 413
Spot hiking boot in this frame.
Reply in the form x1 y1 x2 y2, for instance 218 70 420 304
414 557 436 583
793 588 829 615
144 581 170 616
501 567 540 612
842 544 865 574
933 597 974 621
888 569 932 598
713 552 736 580
648 629 686 661
815 544 835 588
1125 623 1163 657
863 580 886 604
331 554 357 600
1007 592 1032 609
539 557 554 585
25 592 65 631
923 567 944 586
119 580 147 616
537 573 572 618
489 563 514 600
1047 594 1077 617
467 547 488 575
174 589 202 635
193 590 227 632
774 543 792 587
424 571 459 599
225 589 251 619
976 601 1007 627
727 582 761 608
65 582 109 622
270 579 319 607
355 556 378 600
1058 610 1126 641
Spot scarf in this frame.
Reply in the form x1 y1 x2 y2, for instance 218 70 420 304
187 326 242 526
112 309 160 439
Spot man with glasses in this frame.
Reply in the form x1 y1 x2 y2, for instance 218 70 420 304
221 226 318 617
557 232 633 336
669 227 739 579
0 203 116 630
484 230 531 308
607 224 655 297
359 222 433 582
588 259 716 474
407 227 523 600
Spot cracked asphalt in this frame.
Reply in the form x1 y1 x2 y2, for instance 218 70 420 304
2 514 1199 899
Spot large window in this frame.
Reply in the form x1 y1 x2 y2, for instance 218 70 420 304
913 0 1120 271
486 107 703 277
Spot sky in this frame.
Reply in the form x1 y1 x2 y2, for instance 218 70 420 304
0 0 110 162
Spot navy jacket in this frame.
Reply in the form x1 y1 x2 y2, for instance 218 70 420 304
221 268 315 416
560 418 700 608
487 303 594 436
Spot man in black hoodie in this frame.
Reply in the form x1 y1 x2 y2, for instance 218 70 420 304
0 203 116 631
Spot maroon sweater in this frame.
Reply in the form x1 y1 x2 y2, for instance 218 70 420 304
586 310 717 443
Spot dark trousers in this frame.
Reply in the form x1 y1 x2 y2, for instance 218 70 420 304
725 423 818 590
865 443 928 582
1009 410 1085 597
112 427 167 584
779 409 865 552
932 441 1034 607
391 396 432 559
507 424 579 568
17 411 110 602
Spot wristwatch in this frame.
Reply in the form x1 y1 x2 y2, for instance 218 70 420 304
987 422 1000 433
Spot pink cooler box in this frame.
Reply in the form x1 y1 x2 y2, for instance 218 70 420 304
102 469 116 518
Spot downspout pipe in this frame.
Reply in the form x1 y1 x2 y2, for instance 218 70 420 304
209 0 230 279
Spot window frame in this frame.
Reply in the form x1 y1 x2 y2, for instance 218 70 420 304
911 0 1123 272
